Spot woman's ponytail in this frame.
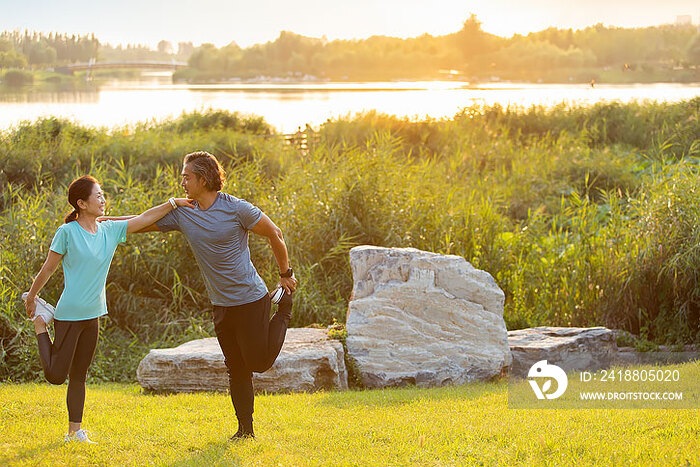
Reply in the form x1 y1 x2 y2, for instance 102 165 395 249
64 175 98 223
64 209 79 224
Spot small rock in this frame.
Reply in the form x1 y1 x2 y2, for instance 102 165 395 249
507 326 616 378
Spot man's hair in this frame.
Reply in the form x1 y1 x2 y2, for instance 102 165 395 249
183 151 226 192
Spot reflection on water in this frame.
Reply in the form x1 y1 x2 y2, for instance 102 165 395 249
0 90 99 104
0 79 99 103
1 74 698 133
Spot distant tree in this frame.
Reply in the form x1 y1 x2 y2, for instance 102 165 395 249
157 40 173 55
218 42 242 72
288 51 307 73
188 43 218 71
177 41 194 59
485 40 595 73
268 31 322 67
240 44 267 74
571 23 695 66
528 27 574 50
454 14 490 61
0 50 27 68
26 42 57 65
687 34 700 65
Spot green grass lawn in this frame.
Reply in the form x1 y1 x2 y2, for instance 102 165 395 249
1 363 698 466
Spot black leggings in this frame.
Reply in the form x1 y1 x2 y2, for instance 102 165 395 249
213 292 292 424
35 318 99 423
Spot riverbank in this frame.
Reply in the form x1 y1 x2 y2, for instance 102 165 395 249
0 68 142 88
0 69 77 86
172 66 700 85
4 66 698 87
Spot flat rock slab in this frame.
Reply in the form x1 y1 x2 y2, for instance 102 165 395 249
137 328 348 393
346 246 512 388
507 326 616 378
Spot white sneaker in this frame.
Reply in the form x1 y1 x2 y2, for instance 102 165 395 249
22 292 55 325
65 429 96 444
270 286 285 304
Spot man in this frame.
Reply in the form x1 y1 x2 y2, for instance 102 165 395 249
120 151 297 439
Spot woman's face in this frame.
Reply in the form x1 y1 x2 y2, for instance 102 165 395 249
77 183 106 217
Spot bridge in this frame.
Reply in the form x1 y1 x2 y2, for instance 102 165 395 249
55 59 188 74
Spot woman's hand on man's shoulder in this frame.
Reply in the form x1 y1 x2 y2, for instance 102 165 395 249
174 198 196 208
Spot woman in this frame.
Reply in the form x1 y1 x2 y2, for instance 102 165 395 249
23 175 193 443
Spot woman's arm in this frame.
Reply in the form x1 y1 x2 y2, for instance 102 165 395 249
24 250 63 318
250 213 298 294
98 215 161 233
125 198 193 234
99 215 137 221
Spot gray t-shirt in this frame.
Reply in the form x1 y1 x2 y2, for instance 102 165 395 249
156 192 268 306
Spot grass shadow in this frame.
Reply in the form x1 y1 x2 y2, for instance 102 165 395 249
164 440 244 467
0 440 66 464
316 380 505 409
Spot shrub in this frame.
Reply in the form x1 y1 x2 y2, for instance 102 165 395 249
2 69 33 86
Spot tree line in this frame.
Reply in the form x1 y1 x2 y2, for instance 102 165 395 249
178 16 700 81
0 31 98 68
0 31 193 69
2 16 700 81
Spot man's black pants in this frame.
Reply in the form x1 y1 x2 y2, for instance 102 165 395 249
213 293 292 425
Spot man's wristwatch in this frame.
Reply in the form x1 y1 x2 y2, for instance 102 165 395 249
280 267 293 278
168 197 177 209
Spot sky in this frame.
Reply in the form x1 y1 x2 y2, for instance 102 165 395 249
1 0 699 49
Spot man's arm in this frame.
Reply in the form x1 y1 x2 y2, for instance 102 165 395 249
131 223 162 233
250 213 297 294
125 198 193 234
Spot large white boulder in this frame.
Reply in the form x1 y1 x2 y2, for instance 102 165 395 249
346 246 512 388
137 328 348 393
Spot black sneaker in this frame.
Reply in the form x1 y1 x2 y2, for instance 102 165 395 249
229 429 255 441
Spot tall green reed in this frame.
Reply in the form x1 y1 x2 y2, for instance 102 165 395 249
1 103 697 382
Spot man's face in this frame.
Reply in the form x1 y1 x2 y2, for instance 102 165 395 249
180 164 205 197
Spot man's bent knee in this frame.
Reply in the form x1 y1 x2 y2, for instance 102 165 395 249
45 371 68 385
248 357 274 374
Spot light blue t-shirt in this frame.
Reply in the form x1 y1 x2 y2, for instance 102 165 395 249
156 192 268 307
49 220 128 321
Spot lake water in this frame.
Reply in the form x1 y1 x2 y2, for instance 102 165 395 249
1 73 699 133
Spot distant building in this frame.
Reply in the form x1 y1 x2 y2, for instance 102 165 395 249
675 15 692 26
